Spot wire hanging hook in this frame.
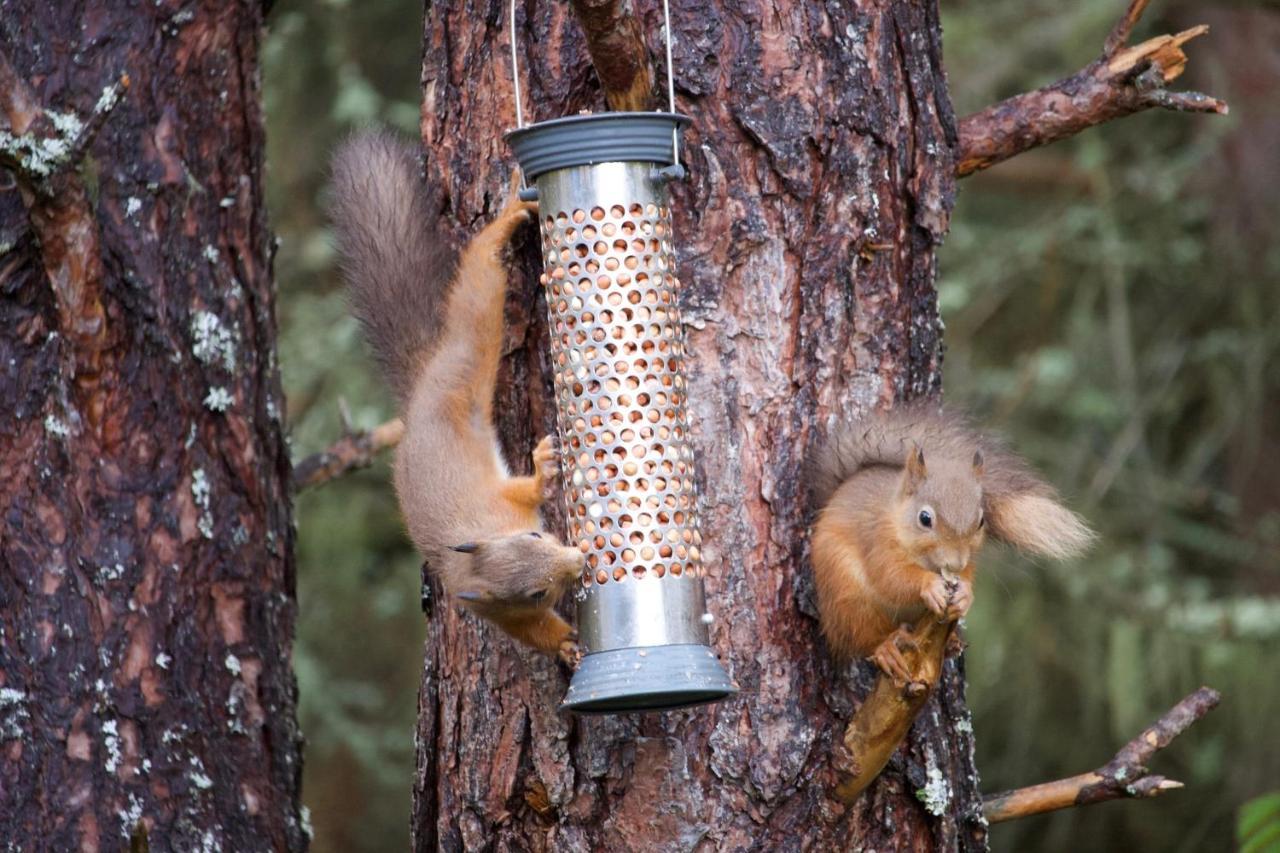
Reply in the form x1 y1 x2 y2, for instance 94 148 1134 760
661 0 678 166
508 0 681 165
510 0 525 129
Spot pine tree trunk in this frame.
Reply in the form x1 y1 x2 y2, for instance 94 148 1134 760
0 2 305 849
413 0 986 849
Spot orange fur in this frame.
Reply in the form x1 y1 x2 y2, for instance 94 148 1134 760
331 133 583 662
810 407 1091 672
813 468 976 661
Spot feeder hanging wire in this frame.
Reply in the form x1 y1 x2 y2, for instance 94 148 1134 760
508 0 681 166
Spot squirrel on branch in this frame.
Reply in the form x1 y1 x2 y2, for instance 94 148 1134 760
329 131 583 664
811 404 1095 684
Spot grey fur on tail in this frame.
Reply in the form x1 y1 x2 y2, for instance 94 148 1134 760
328 130 456 405
809 402 971 507
810 403 1095 558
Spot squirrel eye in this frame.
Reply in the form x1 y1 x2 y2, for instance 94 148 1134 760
527 589 547 602
977 513 985 529
528 531 543 539
918 508 934 529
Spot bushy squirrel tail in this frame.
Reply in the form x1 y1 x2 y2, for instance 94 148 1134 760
811 403 1095 559
809 402 957 507
984 481 1096 560
328 130 455 405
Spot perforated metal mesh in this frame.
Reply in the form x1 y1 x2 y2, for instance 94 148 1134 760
512 119 734 711
538 202 706 589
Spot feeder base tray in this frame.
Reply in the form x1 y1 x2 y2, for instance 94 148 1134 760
562 644 736 714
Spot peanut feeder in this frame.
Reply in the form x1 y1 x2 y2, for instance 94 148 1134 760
505 4 733 713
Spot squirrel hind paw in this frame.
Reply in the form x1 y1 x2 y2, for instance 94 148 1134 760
510 198 537 222
558 636 582 669
532 434 558 465
870 634 914 688
532 435 561 497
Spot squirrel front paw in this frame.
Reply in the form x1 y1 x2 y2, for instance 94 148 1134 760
947 578 974 620
476 170 537 252
921 575 973 621
532 434 560 501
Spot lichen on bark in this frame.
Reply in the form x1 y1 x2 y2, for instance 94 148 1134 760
0 2 305 848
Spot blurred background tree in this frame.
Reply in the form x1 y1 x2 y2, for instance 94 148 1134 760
262 0 1278 850
262 2 422 850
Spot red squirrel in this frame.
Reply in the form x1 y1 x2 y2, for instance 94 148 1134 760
328 131 582 663
810 404 1095 684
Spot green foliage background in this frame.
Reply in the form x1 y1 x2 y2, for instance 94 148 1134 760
262 1 1279 849
264 2 423 849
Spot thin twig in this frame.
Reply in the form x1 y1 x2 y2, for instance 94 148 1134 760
982 686 1221 824
61 73 129 170
293 417 405 491
956 2 1225 178
1103 0 1153 57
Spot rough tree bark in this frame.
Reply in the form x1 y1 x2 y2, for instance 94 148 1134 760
0 2 305 849
413 1 985 850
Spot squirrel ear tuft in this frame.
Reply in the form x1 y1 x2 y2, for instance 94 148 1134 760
903 443 927 493
972 450 984 476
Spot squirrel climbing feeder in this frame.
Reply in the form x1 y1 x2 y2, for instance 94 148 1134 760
506 1 734 714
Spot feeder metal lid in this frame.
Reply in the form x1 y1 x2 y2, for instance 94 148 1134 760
506 111 691 182
562 642 736 714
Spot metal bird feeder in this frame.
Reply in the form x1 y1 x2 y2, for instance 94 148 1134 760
505 0 734 713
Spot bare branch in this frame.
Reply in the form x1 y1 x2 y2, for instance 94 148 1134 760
61 74 129 170
982 686 1221 824
568 0 656 111
957 4 1226 179
835 613 956 804
293 417 405 492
